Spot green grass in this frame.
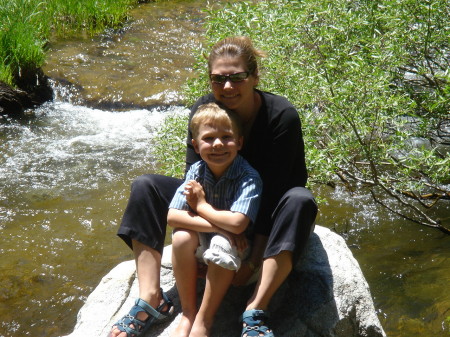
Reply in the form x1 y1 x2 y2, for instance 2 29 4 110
0 0 46 86
0 0 142 87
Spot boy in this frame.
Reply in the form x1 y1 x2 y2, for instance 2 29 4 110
168 102 262 337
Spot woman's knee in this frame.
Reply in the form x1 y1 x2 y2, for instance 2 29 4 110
284 187 317 214
277 187 318 235
130 174 181 204
130 174 159 192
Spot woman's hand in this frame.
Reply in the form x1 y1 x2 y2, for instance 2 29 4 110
233 232 248 252
216 230 248 252
183 180 206 212
232 234 267 286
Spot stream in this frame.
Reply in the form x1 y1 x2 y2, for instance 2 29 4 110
0 1 449 336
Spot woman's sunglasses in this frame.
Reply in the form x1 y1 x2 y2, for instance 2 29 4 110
209 72 250 84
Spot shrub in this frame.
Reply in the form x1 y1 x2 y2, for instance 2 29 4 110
160 0 449 232
153 111 190 179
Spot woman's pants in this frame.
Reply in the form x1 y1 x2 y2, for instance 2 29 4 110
117 174 317 264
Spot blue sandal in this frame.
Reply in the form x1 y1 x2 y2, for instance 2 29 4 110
111 289 174 337
240 309 275 337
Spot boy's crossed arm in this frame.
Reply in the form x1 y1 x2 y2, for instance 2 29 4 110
184 180 250 234
167 180 250 251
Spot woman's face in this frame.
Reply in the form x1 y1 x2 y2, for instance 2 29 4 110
209 57 259 113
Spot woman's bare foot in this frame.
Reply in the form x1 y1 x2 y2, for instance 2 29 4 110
169 314 195 337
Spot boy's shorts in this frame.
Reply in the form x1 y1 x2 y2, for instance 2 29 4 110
196 233 249 271
172 231 260 285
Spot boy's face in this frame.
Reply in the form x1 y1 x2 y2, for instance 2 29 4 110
192 122 242 178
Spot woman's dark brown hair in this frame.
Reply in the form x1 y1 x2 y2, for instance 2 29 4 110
207 36 266 78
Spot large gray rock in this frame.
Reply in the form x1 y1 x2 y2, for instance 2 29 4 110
63 226 386 337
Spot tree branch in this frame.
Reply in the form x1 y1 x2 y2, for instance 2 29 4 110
370 190 450 234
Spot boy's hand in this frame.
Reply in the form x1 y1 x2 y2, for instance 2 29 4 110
183 180 206 212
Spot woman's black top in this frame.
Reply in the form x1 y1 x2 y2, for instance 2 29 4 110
185 90 308 236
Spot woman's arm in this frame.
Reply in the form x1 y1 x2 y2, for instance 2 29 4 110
249 97 307 236
232 233 267 286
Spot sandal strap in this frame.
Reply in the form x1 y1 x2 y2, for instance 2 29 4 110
135 288 174 321
113 289 174 337
241 309 269 322
115 305 147 336
240 309 274 337
135 298 162 320
242 324 273 336
156 289 174 318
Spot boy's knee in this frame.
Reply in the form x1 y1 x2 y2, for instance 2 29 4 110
172 229 198 250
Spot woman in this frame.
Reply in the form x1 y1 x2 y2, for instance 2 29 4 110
110 36 317 337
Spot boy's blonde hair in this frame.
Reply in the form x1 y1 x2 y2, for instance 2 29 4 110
190 103 243 140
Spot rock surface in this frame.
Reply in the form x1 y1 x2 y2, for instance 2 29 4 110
63 226 386 337
0 70 52 117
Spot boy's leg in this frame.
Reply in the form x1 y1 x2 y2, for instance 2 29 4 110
190 234 238 337
190 263 235 337
171 229 200 337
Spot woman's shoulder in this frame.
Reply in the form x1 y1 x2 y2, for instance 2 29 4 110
259 90 294 106
235 156 262 181
258 90 299 121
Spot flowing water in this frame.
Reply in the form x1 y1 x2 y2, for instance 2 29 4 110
1 1 449 336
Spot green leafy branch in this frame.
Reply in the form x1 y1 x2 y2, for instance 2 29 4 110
176 0 450 233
